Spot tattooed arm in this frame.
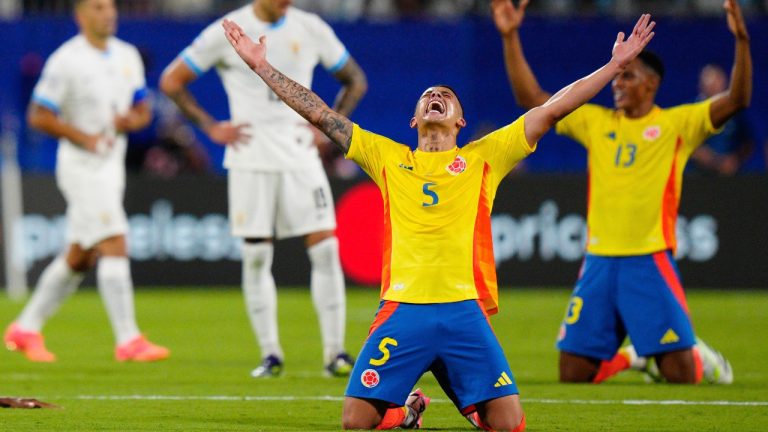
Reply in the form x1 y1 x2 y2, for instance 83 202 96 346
222 19 354 154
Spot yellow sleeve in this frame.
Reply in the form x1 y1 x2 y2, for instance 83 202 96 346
555 104 611 149
668 99 719 155
463 116 536 184
346 123 403 186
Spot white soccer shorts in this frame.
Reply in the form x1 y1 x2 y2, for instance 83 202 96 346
58 176 128 249
227 167 337 240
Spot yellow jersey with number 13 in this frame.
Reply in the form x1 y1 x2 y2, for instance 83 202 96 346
346 117 535 315
555 100 718 255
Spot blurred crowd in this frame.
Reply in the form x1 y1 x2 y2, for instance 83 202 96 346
3 0 767 19
3 0 765 179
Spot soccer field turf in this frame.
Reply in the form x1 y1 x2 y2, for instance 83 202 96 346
1 287 766 431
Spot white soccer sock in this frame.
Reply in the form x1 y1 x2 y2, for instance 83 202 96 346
308 237 346 363
242 242 283 360
97 256 140 345
17 256 84 332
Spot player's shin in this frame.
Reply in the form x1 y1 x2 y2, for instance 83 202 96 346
242 242 283 359
17 255 84 331
97 256 140 345
308 237 346 362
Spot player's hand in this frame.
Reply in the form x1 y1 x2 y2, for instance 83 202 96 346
205 121 251 148
611 14 655 70
491 0 529 37
0 397 59 409
80 133 113 155
724 0 749 40
222 19 267 72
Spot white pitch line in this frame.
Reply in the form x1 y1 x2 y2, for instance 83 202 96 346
69 395 768 407
526 398 768 407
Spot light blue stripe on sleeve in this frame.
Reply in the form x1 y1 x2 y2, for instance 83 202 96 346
32 95 60 114
328 50 350 74
181 49 204 76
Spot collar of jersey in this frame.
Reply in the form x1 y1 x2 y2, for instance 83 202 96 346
616 105 661 122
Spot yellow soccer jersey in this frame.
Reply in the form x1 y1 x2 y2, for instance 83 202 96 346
555 100 718 255
347 117 535 314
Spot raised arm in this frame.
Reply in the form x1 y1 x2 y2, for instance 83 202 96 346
159 58 250 147
491 0 551 109
222 19 353 153
709 0 752 129
523 14 655 145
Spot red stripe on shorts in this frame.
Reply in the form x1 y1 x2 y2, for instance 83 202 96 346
652 251 689 315
367 301 399 338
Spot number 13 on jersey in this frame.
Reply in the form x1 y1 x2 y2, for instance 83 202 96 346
614 143 637 167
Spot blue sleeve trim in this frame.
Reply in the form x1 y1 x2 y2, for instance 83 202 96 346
181 51 204 76
132 87 149 105
327 50 350 74
32 95 60 114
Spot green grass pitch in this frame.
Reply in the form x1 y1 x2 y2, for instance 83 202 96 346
1 287 767 431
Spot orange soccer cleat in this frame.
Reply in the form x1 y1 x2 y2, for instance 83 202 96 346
115 335 170 362
4 323 57 362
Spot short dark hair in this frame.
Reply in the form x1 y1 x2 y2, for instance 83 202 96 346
637 50 665 81
429 84 464 116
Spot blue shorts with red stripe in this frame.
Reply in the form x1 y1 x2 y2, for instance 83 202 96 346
345 300 518 411
556 251 696 359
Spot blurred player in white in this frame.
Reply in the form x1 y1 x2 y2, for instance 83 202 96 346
160 0 367 377
3 0 169 362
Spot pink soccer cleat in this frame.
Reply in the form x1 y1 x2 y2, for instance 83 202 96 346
115 335 170 362
4 323 56 362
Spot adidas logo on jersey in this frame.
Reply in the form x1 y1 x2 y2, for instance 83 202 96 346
493 371 514 388
660 329 680 344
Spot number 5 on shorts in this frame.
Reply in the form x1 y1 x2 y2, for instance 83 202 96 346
369 337 398 366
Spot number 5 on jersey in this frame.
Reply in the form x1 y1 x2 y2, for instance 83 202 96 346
422 182 439 207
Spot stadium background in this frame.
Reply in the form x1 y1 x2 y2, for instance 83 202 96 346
0 0 766 291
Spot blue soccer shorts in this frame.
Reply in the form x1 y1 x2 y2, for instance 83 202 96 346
345 300 518 411
556 250 696 359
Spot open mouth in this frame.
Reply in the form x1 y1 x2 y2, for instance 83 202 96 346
427 100 445 115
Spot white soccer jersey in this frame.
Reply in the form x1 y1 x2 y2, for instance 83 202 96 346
32 35 147 188
181 5 350 171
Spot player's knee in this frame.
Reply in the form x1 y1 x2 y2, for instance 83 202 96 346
559 352 599 383
657 351 698 384
340 412 378 430
483 414 525 432
558 367 595 383
66 252 95 273
662 367 697 384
